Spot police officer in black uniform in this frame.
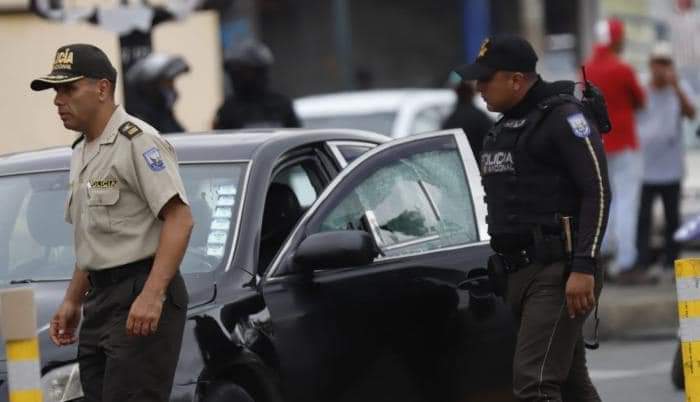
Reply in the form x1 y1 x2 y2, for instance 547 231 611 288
213 39 301 130
456 35 611 401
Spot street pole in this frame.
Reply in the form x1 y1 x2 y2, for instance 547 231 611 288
333 0 354 90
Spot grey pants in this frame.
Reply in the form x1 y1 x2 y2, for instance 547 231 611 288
506 260 603 402
78 271 188 402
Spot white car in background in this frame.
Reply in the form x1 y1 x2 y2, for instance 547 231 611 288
294 89 498 138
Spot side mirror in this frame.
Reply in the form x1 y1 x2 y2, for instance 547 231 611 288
293 230 379 272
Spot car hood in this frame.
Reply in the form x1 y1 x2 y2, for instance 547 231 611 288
0 272 216 365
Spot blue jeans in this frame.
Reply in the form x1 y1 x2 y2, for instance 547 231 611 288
602 150 642 273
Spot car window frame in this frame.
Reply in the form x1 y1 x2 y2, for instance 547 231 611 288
263 129 488 281
325 140 378 168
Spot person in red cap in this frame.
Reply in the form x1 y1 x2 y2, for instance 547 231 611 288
584 18 650 284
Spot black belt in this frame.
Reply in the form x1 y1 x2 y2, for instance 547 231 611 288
498 235 567 273
87 257 154 288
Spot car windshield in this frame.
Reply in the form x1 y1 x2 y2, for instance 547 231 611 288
0 163 246 283
301 112 397 136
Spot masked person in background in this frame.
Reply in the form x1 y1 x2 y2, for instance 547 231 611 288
125 53 190 133
213 39 300 130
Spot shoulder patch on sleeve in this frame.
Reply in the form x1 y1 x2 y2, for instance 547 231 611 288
566 112 591 138
71 134 85 149
143 147 166 172
118 121 143 139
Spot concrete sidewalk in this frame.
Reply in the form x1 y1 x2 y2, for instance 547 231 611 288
590 281 679 340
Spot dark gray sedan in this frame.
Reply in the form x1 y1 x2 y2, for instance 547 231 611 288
0 129 516 402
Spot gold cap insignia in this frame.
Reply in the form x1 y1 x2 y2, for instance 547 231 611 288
478 38 490 59
53 48 74 71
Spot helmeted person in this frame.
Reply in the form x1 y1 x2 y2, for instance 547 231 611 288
455 35 611 401
125 53 190 133
213 38 301 129
31 44 193 402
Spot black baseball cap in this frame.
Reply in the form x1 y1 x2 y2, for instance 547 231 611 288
31 44 117 91
455 35 538 81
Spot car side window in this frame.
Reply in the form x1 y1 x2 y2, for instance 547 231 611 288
259 159 324 272
317 139 478 258
273 164 319 209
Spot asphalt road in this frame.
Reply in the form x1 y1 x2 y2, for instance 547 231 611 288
589 338 684 402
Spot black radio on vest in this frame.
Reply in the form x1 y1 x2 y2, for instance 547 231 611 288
581 66 612 134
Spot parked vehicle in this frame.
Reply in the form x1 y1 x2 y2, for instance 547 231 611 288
294 89 498 138
0 129 516 402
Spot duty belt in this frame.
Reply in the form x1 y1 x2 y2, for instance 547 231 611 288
87 257 154 288
498 235 567 273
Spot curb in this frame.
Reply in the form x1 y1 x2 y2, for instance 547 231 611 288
586 282 679 340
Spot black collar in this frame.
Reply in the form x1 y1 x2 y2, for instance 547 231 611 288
503 77 575 118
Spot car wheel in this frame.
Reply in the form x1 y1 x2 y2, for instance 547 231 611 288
672 341 685 390
203 382 255 402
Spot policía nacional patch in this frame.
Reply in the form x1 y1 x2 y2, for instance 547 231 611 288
566 113 591 138
143 147 166 172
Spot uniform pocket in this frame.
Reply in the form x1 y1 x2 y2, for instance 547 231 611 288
86 188 120 233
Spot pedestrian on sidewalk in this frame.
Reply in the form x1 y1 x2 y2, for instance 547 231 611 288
636 42 696 278
584 18 651 284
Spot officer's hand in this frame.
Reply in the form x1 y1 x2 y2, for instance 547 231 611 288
50 301 81 346
565 272 595 319
126 290 164 336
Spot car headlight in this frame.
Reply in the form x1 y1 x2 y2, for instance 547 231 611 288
40 363 84 402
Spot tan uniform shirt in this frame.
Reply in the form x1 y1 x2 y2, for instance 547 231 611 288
65 105 189 270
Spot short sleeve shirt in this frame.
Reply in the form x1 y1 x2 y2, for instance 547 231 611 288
636 81 694 183
65 105 189 270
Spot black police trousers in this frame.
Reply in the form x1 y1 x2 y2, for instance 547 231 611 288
78 265 188 402
506 260 603 402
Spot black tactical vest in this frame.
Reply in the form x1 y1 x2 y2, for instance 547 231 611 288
480 95 582 237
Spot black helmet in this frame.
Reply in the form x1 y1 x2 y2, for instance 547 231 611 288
126 53 190 86
224 39 274 68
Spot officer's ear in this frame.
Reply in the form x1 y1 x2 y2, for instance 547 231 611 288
511 72 525 91
96 79 115 102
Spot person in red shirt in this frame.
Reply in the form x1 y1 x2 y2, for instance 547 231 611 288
584 18 652 284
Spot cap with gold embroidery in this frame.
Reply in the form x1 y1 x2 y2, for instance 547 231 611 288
454 35 538 81
30 44 117 91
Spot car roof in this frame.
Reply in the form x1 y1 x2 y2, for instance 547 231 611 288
0 129 387 177
294 89 456 117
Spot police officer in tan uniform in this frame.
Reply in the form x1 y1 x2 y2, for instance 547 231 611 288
31 44 193 402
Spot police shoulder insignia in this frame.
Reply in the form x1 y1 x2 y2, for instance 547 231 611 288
143 147 166 172
566 113 591 138
118 121 143 139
